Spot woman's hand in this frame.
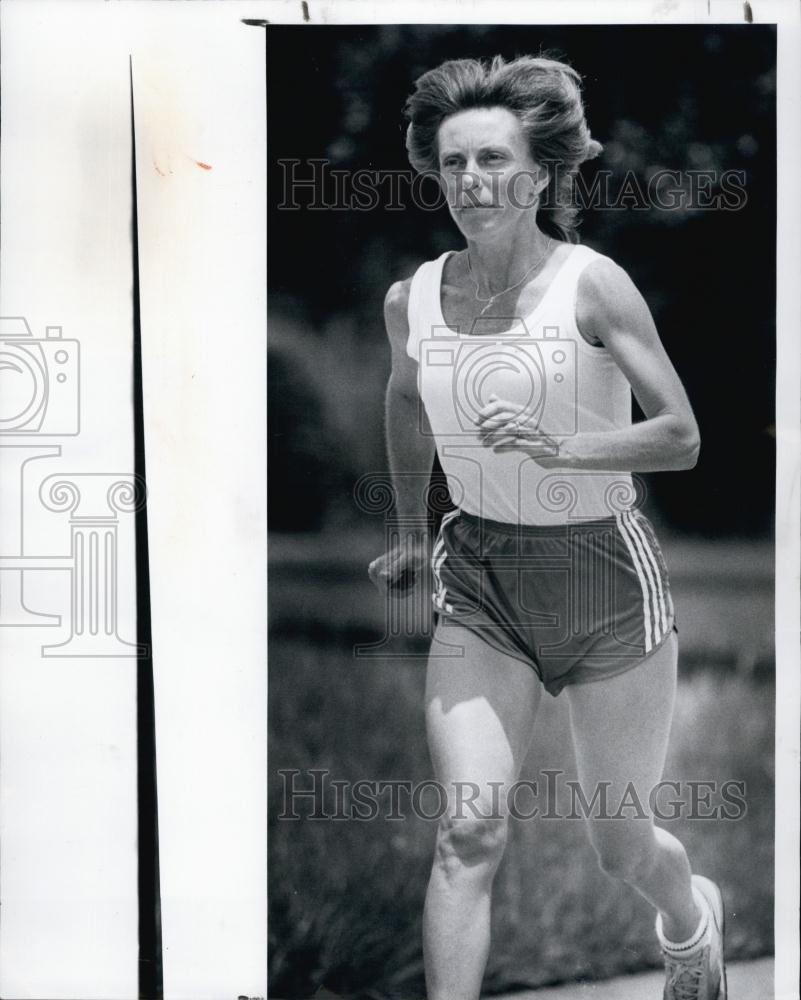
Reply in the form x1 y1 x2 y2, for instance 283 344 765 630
368 535 430 594
474 394 571 466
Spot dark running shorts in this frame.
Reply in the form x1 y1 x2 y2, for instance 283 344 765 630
431 508 677 697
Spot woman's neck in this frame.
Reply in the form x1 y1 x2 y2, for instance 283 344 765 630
465 218 551 294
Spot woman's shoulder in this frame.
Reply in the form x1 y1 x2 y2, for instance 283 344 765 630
384 277 413 325
572 241 619 271
383 278 414 357
575 247 637 304
384 251 455 322
575 248 652 342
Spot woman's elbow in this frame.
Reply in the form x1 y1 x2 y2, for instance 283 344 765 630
680 437 701 470
673 421 701 470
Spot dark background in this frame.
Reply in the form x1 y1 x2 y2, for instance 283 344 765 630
267 23 776 538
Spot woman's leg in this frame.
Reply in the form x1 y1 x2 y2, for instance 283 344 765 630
564 630 702 941
423 622 543 1000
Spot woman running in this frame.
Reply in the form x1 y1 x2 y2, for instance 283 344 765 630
368 55 726 1000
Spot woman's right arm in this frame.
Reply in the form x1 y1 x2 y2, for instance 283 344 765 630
367 280 436 593
384 279 436 518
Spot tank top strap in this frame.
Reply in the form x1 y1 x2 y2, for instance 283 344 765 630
543 243 610 312
406 251 453 361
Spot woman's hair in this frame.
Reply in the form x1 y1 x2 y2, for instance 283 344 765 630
403 54 602 243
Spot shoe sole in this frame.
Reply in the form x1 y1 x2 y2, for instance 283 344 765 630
693 875 727 1000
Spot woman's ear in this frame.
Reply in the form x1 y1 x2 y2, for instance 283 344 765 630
535 163 551 197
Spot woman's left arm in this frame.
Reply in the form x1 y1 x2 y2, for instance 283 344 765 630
480 258 701 472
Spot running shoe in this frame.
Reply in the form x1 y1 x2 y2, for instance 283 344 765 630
662 874 727 1000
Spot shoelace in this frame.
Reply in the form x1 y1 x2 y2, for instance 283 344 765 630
664 955 705 1000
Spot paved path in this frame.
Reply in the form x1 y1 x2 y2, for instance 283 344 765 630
493 957 774 999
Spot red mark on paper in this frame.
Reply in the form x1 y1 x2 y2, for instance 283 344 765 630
196 161 212 170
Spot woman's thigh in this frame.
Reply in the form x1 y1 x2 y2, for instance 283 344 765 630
564 631 678 847
425 622 543 807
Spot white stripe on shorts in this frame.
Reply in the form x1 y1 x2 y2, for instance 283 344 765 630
431 509 458 558
616 510 655 652
431 510 459 613
625 510 668 638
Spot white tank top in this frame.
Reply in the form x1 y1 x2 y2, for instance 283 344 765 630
406 244 636 525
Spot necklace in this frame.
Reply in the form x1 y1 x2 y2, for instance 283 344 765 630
466 239 553 318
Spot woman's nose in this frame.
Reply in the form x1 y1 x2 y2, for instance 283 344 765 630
462 166 484 188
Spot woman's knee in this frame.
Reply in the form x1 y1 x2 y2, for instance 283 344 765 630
434 812 509 877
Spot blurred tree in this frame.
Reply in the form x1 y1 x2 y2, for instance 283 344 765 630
268 348 345 532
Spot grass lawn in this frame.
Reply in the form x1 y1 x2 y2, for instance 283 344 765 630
268 632 773 999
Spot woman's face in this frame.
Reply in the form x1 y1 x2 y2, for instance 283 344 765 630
436 106 545 239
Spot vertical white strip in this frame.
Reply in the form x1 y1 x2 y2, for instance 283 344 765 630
432 510 458 611
132 3 267 998
0 2 138 996
621 510 663 644
432 547 450 610
774 4 801 997
615 513 653 653
627 512 668 637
